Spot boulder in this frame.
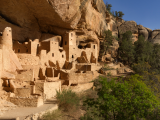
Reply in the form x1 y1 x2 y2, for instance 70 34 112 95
151 30 160 39
145 27 152 40
149 30 160 44
118 21 138 34
138 25 148 41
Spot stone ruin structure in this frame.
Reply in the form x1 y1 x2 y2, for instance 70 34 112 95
0 27 101 108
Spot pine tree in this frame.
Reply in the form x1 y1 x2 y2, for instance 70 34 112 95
118 31 135 65
118 11 124 18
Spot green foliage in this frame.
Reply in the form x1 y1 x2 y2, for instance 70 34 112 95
132 62 151 76
132 62 160 99
100 30 113 56
115 11 118 17
113 11 125 18
150 43 160 71
104 30 113 47
117 32 160 100
106 2 112 12
118 31 135 65
134 35 153 63
82 75 160 120
113 36 119 41
102 65 114 71
56 89 80 111
105 2 124 18
118 11 124 18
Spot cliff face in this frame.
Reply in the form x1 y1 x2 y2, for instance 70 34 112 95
117 21 160 43
0 0 107 42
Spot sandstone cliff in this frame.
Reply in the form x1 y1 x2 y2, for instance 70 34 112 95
0 0 107 42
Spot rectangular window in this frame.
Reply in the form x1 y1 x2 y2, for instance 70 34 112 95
94 45 95 49
52 53 54 57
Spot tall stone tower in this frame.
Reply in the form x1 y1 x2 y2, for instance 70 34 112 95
0 27 12 49
63 31 77 62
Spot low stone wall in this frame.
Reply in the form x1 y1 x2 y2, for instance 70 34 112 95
62 82 94 93
14 87 32 97
15 69 34 82
68 71 94 85
10 96 43 107
76 64 91 71
76 63 101 72
35 81 61 99
17 54 39 66
44 81 61 99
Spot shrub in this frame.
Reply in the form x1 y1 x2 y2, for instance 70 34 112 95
113 36 119 41
82 75 160 120
56 89 80 111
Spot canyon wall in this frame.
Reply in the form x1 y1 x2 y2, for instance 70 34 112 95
0 0 107 42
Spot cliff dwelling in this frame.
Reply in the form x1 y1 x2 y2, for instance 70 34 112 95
0 27 101 108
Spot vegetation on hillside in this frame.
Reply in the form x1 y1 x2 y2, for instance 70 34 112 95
100 30 113 55
81 31 160 120
41 89 81 120
81 75 160 120
118 31 160 97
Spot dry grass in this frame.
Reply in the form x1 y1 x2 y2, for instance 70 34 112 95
41 89 97 120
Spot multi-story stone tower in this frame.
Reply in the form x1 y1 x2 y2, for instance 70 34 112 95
0 27 12 50
63 31 77 62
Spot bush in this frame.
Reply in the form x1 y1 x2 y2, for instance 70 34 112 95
56 89 80 111
113 36 119 41
82 75 160 120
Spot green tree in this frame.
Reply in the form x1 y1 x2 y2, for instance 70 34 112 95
150 43 160 72
118 11 124 18
118 31 135 65
82 75 160 120
134 35 153 63
106 2 112 12
115 11 118 17
100 30 113 56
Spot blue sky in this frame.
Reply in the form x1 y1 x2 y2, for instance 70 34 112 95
103 0 160 30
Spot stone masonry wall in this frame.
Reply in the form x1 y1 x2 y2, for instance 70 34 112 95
17 54 39 66
68 71 94 84
44 81 61 99
10 96 43 107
